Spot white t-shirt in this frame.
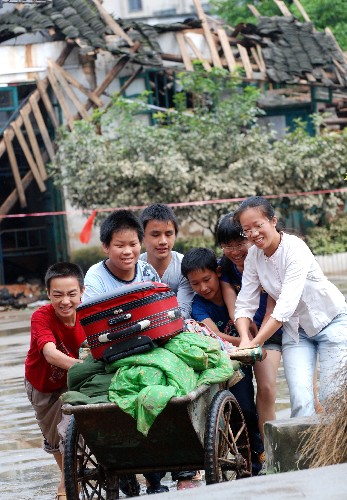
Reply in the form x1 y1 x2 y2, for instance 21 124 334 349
83 259 160 302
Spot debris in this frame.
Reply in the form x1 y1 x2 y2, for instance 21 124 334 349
0 283 47 310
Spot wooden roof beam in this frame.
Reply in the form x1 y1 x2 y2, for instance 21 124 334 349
3 131 27 208
11 121 46 193
193 0 222 68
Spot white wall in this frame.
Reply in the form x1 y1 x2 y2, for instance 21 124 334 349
103 0 207 19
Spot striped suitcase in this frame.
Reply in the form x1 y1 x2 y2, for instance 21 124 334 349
77 281 183 361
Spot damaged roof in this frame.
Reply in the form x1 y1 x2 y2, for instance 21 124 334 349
0 0 346 87
249 16 347 85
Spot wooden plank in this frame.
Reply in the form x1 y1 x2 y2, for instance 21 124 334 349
118 66 143 95
0 44 74 217
333 58 346 75
248 4 261 17
217 28 236 73
11 122 46 193
250 47 264 76
293 0 311 22
20 106 47 180
92 0 134 47
184 35 212 71
29 95 55 162
35 77 60 129
3 130 27 208
0 172 32 217
305 72 316 82
237 44 253 79
273 0 292 16
49 61 103 108
48 61 90 121
256 44 267 73
47 67 75 129
176 33 194 71
84 55 130 112
193 0 222 68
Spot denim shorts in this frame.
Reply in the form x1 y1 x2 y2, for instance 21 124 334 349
262 329 282 352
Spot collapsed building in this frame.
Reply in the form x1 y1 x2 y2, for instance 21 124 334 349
0 0 346 283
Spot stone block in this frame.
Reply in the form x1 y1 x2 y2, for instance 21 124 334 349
264 416 320 474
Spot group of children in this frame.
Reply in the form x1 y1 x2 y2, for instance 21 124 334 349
25 198 347 499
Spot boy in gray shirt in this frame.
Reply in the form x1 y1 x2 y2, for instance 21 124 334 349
140 204 194 320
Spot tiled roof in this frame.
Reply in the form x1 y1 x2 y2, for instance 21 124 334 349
250 16 347 85
0 2 346 86
0 0 199 65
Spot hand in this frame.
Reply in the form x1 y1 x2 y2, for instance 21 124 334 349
238 339 254 349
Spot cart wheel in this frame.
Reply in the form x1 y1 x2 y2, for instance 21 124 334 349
64 415 107 499
204 390 252 484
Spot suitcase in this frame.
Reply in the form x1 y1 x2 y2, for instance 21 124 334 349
77 281 184 361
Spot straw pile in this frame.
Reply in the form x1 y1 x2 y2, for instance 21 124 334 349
300 361 347 467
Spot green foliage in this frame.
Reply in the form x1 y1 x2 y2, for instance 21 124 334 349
211 0 347 49
71 246 104 274
174 236 220 256
50 67 261 234
50 65 347 236
306 213 347 255
211 0 278 26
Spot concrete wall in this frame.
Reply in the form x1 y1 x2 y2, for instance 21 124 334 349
315 251 347 274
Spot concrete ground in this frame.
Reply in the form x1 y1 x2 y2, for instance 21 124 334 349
1 307 345 499
152 463 347 499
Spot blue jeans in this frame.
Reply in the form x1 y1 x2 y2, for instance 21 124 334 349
282 313 347 417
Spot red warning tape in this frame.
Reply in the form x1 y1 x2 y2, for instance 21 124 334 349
0 187 346 219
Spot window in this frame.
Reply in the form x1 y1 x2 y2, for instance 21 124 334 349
128 0 142 12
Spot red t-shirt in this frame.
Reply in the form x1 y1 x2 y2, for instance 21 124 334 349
25 304 86 393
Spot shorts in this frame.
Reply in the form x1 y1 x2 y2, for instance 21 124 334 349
24 378 71 454
263 330 282 352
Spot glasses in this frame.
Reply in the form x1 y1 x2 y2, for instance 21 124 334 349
221 242 248 252
241 220 269 238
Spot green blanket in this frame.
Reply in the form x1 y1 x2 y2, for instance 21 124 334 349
107 332 238 435
63 332 240 436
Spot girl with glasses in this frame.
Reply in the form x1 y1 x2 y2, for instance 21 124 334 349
233 196 347 417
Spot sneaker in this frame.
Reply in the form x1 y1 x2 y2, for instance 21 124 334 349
119 474 141 496
146 484 169 494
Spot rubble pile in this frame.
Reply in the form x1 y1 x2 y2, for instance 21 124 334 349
0 283 48 310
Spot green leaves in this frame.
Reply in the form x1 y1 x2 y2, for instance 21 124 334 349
50 70 347 237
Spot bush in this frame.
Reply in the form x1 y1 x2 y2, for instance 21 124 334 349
71 246 104 274
174 236 220 256
306 213 347 255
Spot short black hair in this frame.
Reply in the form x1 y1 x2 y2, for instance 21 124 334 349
216 212 245 246
181 247 218 279
45 262 84 292
100 210 144 247
140 204 178 234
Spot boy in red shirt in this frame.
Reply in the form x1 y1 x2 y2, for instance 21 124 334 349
25 262 85 500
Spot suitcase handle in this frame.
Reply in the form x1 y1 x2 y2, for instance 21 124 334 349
98 319 151 343
108 313 132 326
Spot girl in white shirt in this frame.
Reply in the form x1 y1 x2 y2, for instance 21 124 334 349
234 196 347 417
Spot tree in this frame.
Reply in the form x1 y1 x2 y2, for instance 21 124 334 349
211 0 347 49
50 66 347 236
